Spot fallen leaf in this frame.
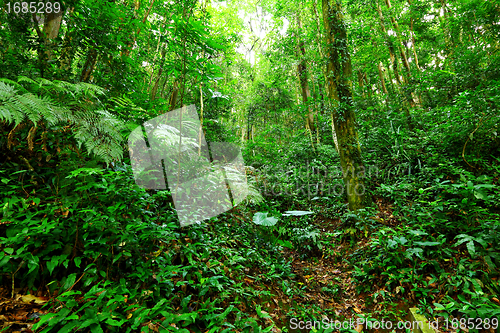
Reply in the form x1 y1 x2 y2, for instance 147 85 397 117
20 295 48 305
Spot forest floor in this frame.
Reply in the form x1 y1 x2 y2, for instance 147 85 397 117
0 194 498 333
259 196 486 333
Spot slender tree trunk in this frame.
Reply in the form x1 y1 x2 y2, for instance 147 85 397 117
376 2 402 86
198 83 204 156
407 0 421 71
357 70 366 98
322 0 367 211
363 73 373 98
59 8 76 72
313 0 339 151
294 49 315 151
439 0 453 62
377 61 389 94
383 0 415 129
121 0 156 57
169 81 179 111
80 48 98 82
330 112 339 151
296 13 315 133
150 48 167 100
150 71 163 100
384 0 411 76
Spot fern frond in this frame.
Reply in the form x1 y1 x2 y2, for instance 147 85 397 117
73 82 106 98
0 82 18 124
52 80 76 92
109 96 133 107
0 79 29 94
1 78 125 163
17 76 38 85
38 78 72 97
37 77 55 87
0 82 62 126
73 110 125 163
245 183 264 204
16 94 61 125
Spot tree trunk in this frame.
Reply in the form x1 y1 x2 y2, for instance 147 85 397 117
80 48 98 82
376 2 402 86
322 0 367 211
121 0 155 57
363 72 372 98
43 10 63 62
439 0 453 62
169 81 179 111
383 0 415 128
59 7 76 72
32 10 63 77
407 0 421 71
384 0 411 76
198 83 204 156
377 61 389 94
313 0 339 151
296 13 315 133
150 48 166 100
357 70 366 98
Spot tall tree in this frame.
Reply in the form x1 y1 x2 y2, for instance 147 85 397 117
322 0 367 211
295 12 316 138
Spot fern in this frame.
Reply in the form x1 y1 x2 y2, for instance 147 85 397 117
0 77 125 163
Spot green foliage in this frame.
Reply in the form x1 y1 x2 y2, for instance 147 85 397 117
0 77 125 163
1 0 500 330
0 161 296 331
253 212 279 226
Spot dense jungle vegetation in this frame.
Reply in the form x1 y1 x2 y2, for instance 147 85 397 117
0 0 499 331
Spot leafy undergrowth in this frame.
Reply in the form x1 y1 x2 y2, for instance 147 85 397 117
1 177 499 333
1 131 500 332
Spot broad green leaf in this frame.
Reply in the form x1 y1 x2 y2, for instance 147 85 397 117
484 256 497 270
32 313 56 330
433 303 445 310
408 230 428 236
473 189 488 200
74 257 82 268
79 318 98 330
62 273 77 291
90 323 104 333
466 240 476 258
276 239 293 249
106 319 126 326
406 247 423 259
252 212 278 226
46 257 58 275
453 234 473 246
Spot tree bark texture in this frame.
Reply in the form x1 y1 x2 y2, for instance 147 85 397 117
322 0 367 211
